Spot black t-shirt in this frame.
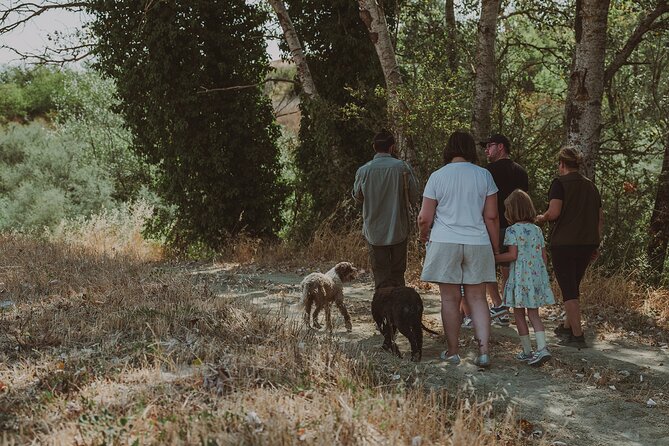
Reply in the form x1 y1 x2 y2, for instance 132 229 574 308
547 173 601 246
485 158 529 228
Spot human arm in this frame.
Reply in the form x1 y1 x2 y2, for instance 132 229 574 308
541 247 548 266
536 199 562 224
483 193 500 253
352 171 364 202
406 165 420 206
495 245 518 263
537 179 563 224
417 197 437 243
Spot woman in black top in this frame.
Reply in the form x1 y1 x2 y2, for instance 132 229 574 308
537 148 603 348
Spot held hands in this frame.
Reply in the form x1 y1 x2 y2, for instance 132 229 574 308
535 213 546 224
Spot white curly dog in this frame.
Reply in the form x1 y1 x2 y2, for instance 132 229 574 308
301 262 357 332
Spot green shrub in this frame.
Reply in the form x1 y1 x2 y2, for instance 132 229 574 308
0 123 115 231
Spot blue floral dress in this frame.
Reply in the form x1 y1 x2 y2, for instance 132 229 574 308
503 223 555 308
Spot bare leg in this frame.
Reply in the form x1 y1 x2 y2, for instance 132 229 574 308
464 284 490 355
438 283 462 356
526 308 545 333
564 300 583 336
514 307 529 336
460 298 471 317
486 282 503 307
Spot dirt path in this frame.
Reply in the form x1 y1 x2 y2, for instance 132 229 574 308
192 265 669 446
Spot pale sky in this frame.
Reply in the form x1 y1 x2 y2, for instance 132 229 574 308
0 5 91 65
0 7 283 66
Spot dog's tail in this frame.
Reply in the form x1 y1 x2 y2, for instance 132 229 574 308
421 322 440 335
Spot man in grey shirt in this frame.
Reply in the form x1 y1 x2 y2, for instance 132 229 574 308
352 130 419 289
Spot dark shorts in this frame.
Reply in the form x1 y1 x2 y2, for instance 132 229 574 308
550 245 597 301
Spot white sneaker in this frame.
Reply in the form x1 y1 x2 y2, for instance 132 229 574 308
474 354 491 368
439 351 461 365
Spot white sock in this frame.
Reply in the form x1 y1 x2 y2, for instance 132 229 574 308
519 335 532 354
536 331 547 351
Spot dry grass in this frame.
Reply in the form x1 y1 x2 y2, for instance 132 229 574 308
7 212 665 444
0 231 535 445
580 269 669 335
46 200 163 261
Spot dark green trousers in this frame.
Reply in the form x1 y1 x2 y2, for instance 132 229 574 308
368 238 408 289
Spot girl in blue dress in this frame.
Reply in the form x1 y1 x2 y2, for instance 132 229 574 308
495 189 555 366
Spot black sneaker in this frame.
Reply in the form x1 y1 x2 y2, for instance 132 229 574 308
553 324 572 338
489 305 509 318
558 334 588 349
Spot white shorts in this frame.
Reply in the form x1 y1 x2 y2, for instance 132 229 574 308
421 242 496 285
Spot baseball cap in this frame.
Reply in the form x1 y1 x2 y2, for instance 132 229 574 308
480 133 511 152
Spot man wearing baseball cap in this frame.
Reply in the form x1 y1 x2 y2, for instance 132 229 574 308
482 133 529 325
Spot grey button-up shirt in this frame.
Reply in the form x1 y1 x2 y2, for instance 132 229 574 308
352 153 419 246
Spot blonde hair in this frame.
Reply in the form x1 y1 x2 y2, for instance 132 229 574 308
504 189 537 225
558 147 583 169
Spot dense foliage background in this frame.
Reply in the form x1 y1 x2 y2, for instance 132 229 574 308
0 0 668 283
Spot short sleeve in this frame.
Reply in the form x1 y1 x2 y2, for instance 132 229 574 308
503 225 517 246
548 178 564 201
485 170 499 196
423 173 437 200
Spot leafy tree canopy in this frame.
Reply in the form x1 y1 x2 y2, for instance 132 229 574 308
90 0 287 248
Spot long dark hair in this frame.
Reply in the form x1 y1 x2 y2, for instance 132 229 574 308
443 131 478 164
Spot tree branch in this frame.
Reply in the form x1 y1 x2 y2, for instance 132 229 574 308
197 78 297 93
604 0 669 85
0 43 92 65
0 1 88 35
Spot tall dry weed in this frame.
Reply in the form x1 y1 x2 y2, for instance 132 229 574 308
577 269 669 332
45 200 162 261
0 234 529 445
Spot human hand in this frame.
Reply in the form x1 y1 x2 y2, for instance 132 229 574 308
535 214 545 224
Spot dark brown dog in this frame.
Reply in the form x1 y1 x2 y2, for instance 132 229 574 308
371 286 439 362
301 262 357 332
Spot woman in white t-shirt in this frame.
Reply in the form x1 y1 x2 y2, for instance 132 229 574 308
418 131 500 368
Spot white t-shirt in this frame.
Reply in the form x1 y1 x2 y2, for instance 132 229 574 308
423 162 498 245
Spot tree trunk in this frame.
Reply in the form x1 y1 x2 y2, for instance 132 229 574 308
471 0 500 152
647 136 669 283
267 0 318 98
357 0 416 165
445 0 458 72
564 0 610 179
